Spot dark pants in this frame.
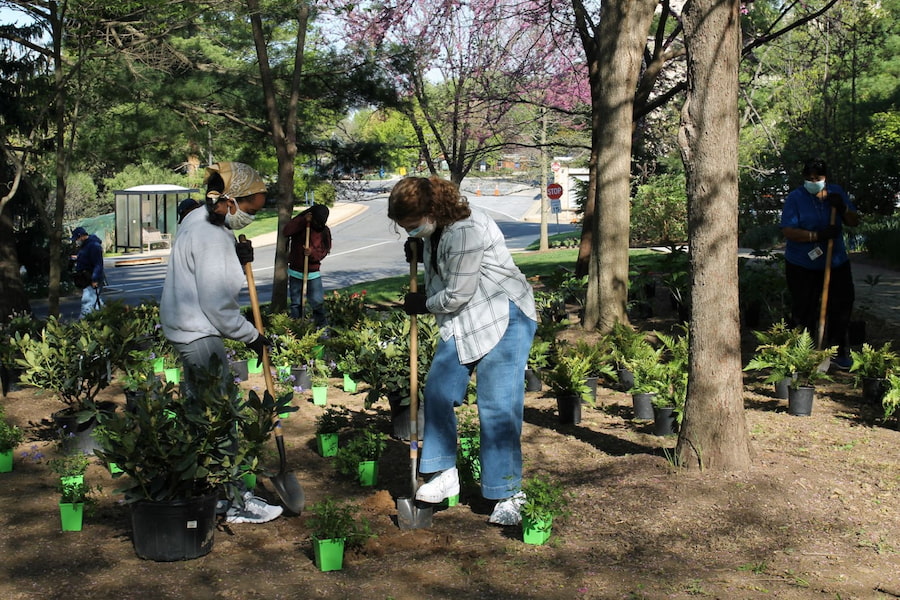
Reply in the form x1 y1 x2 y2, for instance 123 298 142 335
785 261 854 353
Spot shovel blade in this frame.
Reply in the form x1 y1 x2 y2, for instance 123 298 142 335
397 497 433 529
270 471 305 516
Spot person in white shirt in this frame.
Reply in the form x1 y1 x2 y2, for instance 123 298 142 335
160 161 281 525
388 176 537 526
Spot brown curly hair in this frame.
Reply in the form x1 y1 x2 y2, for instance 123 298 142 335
388 176 471 227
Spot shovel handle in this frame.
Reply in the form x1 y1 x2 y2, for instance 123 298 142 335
301 225 311 317
409 242 419 457
239 236 280 433
816 206 837 349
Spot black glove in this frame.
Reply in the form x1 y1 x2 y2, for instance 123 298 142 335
827 192 847 215
246 334 270 360
817 225 840 241
404 238 424 264
235 239 254 265
403 292 429 315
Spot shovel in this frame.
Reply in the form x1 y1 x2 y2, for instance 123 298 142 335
241 241 305 515
397 241 433 529
300 223 311 319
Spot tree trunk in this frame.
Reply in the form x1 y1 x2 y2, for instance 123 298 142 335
676 0 751 471
581 0 657 332
247 0 309 312
0 208 31 320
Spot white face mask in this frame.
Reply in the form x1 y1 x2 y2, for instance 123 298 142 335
803 180 826 195
224 200 255 230
406 219 436 239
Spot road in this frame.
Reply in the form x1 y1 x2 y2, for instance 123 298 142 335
39 184 576 320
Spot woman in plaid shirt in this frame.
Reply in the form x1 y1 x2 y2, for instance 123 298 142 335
388 176 538 526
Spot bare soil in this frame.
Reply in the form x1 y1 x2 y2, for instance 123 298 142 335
1 309 899 600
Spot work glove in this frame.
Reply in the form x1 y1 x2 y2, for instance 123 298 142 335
827 192 847 215
402 292 429 315
404 238 424 264
817 225 840 241
246 334 271 360
235 239 254 265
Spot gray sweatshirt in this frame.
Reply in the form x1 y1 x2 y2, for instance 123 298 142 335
160 208 258 345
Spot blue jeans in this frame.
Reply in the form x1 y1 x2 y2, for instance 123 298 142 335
289 275 327 327
79 285 104 317
420 301 536 500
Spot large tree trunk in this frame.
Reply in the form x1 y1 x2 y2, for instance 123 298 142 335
0 209 31 320
247 0 309 312
582 0 657 332
676 0 751 471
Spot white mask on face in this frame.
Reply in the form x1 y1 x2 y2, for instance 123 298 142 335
224 200 255 230
803 180 826 195
406 219 436 239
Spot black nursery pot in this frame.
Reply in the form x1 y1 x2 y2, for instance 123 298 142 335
131 491 218 562
556 394 581 425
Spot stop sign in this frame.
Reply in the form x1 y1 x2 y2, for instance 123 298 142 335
546 183 563 200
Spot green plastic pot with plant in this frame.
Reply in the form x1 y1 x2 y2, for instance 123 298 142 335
314 406 351 457
333 425 387 486
307 497 373 572
519 473 571 545
456 405 481 487
747 328 835 390
0 408 24 472
94 359 295 503
544 346 594 405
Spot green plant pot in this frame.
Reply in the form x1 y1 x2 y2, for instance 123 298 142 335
342 374 357 393
248 358 264 374
312 386 328 406
522 515 552 545
316 432 339 458
0 449 13 473
152 357 165 373
439 494 459 508
108 462 123 475
357 460 378 487
242 471 257 490
313 537 345 572
163 367 181 384
59 502 84 532
313 344 325 360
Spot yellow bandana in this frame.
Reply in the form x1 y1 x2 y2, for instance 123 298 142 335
204 162 267 199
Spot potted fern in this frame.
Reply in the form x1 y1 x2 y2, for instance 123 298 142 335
849 342 899 405
543 349 594 425
0 408 23 473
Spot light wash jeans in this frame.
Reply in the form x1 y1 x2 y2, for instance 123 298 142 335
289 274 327 327
79 285 104 317
420 301 536 500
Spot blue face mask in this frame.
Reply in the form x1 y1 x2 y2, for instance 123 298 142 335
803 180 826 195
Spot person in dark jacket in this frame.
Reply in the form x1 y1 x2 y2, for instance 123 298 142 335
283 204 332 328
71 227 105 317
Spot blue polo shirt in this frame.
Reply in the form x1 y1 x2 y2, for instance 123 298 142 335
780 183 856 271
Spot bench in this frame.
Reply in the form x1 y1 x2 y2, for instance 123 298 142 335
142 228 172 251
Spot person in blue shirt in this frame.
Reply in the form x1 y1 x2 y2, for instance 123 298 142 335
71 227 105 317
780 158 859 369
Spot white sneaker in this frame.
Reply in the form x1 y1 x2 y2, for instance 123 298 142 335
415 467 460 503
488 491 526 525
225 492 283 524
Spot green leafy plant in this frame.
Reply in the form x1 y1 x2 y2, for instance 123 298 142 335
527 338 552 372
57 478 98 505
333 426 387 478
850 342 899 382
745 326 835 388
456 405 481 486
268 316 322 366
309 359 333 388
0 409 24 452
315 406 352 435
520 473 571 522
307 497 373 548
628 345 667 395
15 316 132 415
94 358 295 503
223 338 257 363
324 289 369 331
48 453 90 479
882 373 900 420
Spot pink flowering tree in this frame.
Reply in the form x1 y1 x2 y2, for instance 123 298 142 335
336 0 588 184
